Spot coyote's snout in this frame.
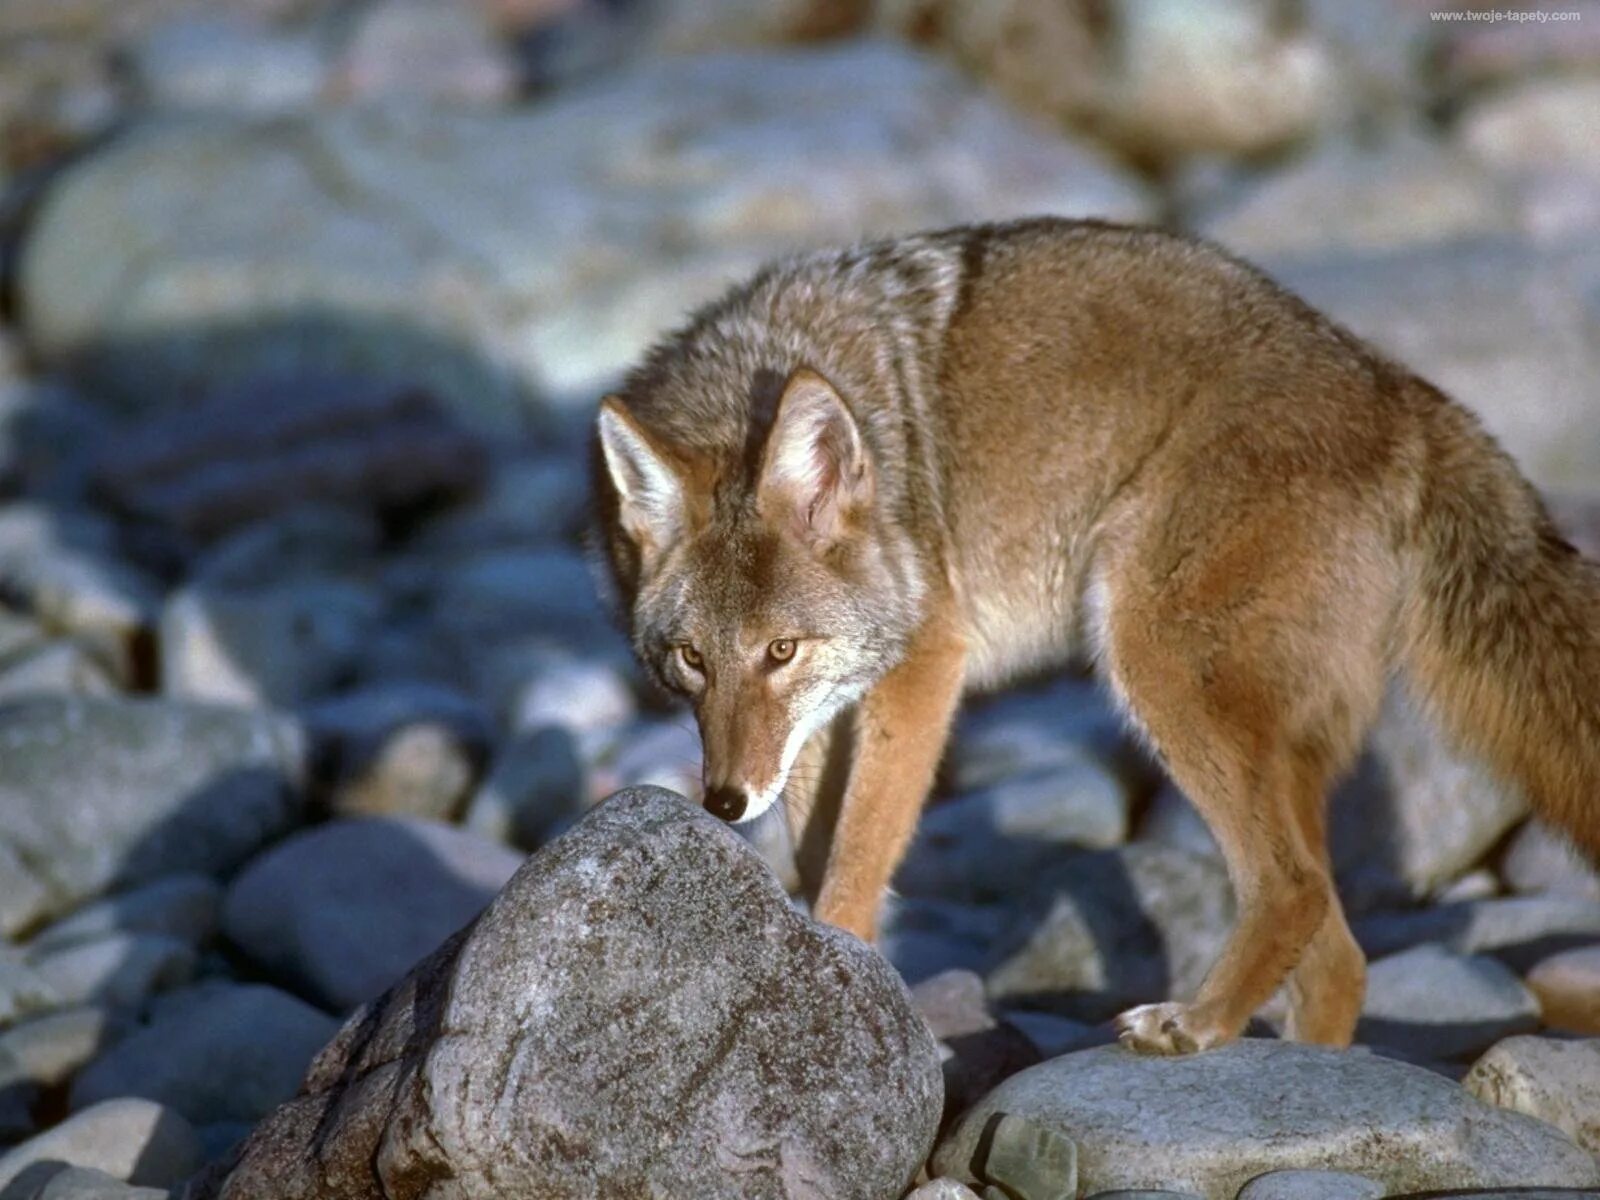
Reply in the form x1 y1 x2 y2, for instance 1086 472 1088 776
593 218 1600 1058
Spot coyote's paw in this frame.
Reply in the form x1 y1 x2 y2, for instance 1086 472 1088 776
1115 1002 1231 1056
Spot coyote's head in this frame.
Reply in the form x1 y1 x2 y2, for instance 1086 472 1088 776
593 367 922 824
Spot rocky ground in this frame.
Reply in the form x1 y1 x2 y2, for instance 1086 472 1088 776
0 1 1598 1198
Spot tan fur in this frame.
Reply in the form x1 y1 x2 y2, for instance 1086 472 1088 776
593 218 1600 1055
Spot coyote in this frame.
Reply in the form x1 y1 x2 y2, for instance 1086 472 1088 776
591 218 1600 1054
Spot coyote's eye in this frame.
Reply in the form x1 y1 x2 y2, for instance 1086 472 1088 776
678 644 704 673
767 638 797 664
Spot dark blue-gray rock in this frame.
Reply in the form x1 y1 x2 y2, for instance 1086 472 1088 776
0 698 307 937
302 683 492 820
898 761 1131 900
0 1098 201 1191
1001 1010 1103 1059
1356 945 1540 1061
187 787 942 1200
222 817 522 1011
71 984 338 1126
932 1041 1600 1198
1354 896 1600 970
912 969 1040 1124
187 508 382 592
89 377 489 541
983 845 1234 1021
160 580 382 708
427 547 609 648
879 895 1009 985
409 456 590 554
461 725 585 849
943 676 1141 795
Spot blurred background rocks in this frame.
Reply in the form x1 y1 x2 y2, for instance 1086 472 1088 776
0 1 1596 1198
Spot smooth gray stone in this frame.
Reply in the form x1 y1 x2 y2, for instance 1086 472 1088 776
933 1041 1600 1198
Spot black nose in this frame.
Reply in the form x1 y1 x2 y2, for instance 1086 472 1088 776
704 786 747 822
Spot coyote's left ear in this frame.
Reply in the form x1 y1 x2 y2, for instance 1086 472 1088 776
597 396 687 566
758 368 874 547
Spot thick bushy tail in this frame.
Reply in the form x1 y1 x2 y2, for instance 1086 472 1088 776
1400 383 1600 857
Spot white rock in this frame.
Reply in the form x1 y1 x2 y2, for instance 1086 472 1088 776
0 1006 123 1092
128 15 329 114
1465 1034 1600 1154
1460 75 1600 242
0 506 157 656
932 1041 1600 1198
26 876 221 955
0 640 116 702
1202 130 1516 259
332 0 519 106
906 1181 983 1200
1499 819 1600 901
303 682 493 820
26 933 196 1013
0 1098 202 1191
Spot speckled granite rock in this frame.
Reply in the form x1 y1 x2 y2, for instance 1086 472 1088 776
189 787 942 1200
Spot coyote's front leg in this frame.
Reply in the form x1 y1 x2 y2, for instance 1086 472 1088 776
814 604 967 941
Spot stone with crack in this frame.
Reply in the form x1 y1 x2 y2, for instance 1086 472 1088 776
187 786 942 1200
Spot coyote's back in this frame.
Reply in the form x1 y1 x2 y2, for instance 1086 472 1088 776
593 217 1600 1055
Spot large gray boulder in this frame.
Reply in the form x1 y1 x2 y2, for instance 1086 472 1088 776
932 1041 1600 1199
190 787 942 1200
0 697 306 937
17 42 1151 424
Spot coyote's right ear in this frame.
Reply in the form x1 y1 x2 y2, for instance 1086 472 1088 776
597 397 685 565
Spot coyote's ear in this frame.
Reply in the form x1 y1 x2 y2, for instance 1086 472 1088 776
597 397 685 564
758 368 873 547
